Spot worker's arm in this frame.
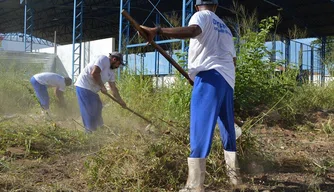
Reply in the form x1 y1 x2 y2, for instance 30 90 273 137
108 81 126 108
54 88 66 108
91 66 107 94
156 25 202 39
139 25 202 43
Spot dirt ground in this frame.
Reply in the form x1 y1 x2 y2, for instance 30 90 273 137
236 127 334 192
1 112 334 192
234 111 334 192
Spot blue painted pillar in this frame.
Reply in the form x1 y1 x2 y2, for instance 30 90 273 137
181 0 193 56
271 34 276 62
310 46 314 83
321 36 326 86
285 37 290 69
71 0 84 81
23 0 33 52
118 0 130 80
155 13 161 76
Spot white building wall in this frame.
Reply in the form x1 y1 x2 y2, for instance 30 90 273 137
0 40 51 52
34 37 115 78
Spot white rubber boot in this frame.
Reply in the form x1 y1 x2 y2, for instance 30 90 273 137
234 123 242 139
224 150 242 186
41 109 50 115
179 158 206 192
41 109 51 120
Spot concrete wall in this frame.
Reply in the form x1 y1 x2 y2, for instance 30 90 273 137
34 37 115 78
0 40 51 52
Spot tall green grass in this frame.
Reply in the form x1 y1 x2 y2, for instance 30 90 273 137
83 12 334 192
84 68 263 191
1 7 334 191
0 61 42 115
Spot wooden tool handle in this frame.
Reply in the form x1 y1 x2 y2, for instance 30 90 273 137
104 93 152 124
121 10 193 85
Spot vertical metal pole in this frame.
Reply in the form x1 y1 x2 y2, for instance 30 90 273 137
118 0 130 79
285 38 290 69
155 13 160 76
118 0 123 80
310 46 314 83
179 0 194 73
181 0 186 53
23 0 33 52
271 34 276 62
321 36 326 86
53 31 57 72
118 0 123 54
54 31 57 54
298 44 303 84
125 1 130 74
71 0 77 81
181 0 193 57
24 1 27 51
71 0 84 81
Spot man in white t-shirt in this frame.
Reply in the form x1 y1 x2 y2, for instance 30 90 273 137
139 0 241 190
74 52 127 133
30 72 72 114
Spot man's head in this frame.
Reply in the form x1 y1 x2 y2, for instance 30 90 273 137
195 0 218 12
109 52 124 69
64 77 72 86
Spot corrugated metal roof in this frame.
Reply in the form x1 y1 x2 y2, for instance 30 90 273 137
0 0 333 45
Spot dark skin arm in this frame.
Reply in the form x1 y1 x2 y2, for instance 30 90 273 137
141 25 237 68
108 81 127 108
91 66 108 94
140 25 202 43
55 88 66 108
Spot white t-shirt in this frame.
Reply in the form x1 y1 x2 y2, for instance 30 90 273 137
33 72 66 91
188 10 236 89
74 55 116 93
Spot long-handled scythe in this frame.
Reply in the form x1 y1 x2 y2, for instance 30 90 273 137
104 92 153 125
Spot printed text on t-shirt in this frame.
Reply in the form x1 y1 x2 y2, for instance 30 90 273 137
213 19 232 36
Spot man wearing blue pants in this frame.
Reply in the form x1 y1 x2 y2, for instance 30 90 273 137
74 52 127 133
139 0 241 190
30 72 72 114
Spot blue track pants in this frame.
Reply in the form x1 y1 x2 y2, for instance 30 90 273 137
189 69 236 158
76 86 103 132
30 76 49 110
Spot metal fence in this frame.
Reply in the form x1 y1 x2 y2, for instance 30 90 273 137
269 39 326 85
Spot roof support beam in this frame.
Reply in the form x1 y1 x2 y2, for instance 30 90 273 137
263 0 320 38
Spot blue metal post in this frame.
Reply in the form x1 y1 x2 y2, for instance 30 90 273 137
23 0 33 52
271 34 276 62
118 0 130 79
181 0 193 53
298 43 303 83
321 36 326 86
155 13 161 76
285 37 290 69
310 46 314 83
71 0 84 81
